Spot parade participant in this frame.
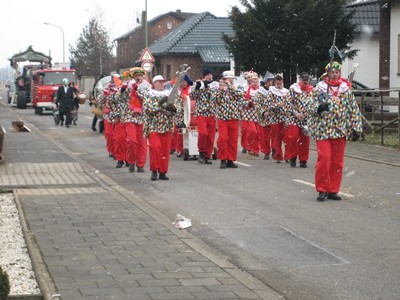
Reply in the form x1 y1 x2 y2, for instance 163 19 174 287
97 87 115 158
268 75 289 163
241 72 264 156
257 74 274 160
106 74 126 168
211 70 243 169
56 78 74 128
286 72 313 168
307 61 362 201
120 67 149 173
190 67 217 165
138 75 183 181
174 74 193 157
69 82 80 125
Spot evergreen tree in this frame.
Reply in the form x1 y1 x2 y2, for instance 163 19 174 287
224 0 357 86
69 17 114 78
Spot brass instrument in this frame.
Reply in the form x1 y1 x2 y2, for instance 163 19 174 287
166 64 191 106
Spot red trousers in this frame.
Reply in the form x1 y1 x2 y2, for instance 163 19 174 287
104 120 114 155
124 123 147 167
315 138 346 193
113 122 126 161
240 121 248 150
197 115 216 159
217 119 239 161
259 125 271 155
285 125 310 162
148 132 171 174
173 126 183 154
271 123 286 161
241 121 260 154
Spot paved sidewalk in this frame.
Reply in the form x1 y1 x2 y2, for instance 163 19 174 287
1 102 399 300
0 105 282 299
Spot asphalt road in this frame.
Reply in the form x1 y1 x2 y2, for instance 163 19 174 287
2 95 400 300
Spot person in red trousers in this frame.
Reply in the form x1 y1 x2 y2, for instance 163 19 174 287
190 67 217 165
138 75 183 181
211 71 243 169
307 61 362 202
285 72 313 168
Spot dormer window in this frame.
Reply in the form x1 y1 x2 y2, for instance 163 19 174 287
167 22 172 30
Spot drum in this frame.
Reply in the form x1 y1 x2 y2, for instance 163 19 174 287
183 96 197 127
78 93 86 104
91 107 103 117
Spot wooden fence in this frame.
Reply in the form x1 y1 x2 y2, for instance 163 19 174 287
353 88 400 146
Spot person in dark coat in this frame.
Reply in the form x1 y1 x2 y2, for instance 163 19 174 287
56 78 74 128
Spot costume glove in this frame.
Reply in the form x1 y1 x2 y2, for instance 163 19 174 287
166 103 177 113
351 130 360 141
317 102 330 114
195 81 201 90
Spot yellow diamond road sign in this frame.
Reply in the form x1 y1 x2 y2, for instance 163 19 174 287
140 48 155 62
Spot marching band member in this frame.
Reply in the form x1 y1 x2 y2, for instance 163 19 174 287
268 75 289 163
97 85 115 158
138 75 183 181
257 75 274 160
122 67 149 173
211 70 243 169
190 67 217 165
285 72 313 168
307 61 362 201
241 72 264 157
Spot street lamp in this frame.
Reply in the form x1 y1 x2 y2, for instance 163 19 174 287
44 22 65 63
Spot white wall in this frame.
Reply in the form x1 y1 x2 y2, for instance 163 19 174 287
342 34 380 88
390 1 400 89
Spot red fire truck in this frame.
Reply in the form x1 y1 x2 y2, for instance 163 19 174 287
31 67 77 115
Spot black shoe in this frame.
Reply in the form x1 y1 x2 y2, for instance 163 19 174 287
317 192 327 202
91 126 97 131
264 154 270 160
151 171 158 181
227 160 238 168
220 160 227 169
66 124 70 128
198 152 205 164
327 193 342 201
271 149 276 159
241 148 247 154
299 161 307 168
159 173 169 180
204 158 212 164
290 158 296 168
73 121 77 125
116 160 124 168
169 149 176 155
108 153 114 158
137 166 145 173
128 164 135 172
125 161 130 167
60 121 64 126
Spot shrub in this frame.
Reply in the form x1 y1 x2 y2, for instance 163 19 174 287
0 265 10 300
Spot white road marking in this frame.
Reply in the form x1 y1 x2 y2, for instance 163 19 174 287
292 179 355 198
85 116 92 119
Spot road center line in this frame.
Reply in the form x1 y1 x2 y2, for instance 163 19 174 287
292 179 355 198
235 161 252 167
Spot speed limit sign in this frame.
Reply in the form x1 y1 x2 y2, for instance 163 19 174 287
141 61 153 72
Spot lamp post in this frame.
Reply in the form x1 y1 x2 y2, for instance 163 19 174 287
44 22 65 63
144 0 148 48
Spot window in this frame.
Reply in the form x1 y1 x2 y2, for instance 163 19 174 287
167 22 172 30
166 64 171 81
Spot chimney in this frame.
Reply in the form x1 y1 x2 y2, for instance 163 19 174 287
176 9 181 14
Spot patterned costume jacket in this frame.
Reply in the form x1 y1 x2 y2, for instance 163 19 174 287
241 87 268 122
190 82 216 117
138 88 183 137
286 83 313 127
306 80 362 140
100 88 120 123
211 84 243 121
255 90 271 126
266 86 289 124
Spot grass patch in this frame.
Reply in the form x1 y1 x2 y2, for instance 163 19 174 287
362 131 400 149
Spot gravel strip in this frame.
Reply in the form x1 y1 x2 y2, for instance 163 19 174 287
0 193 41 295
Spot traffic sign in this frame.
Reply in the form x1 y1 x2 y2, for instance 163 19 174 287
139 48 155 62
141 61 153 72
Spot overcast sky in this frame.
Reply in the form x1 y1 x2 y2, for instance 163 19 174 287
0 0 244 68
